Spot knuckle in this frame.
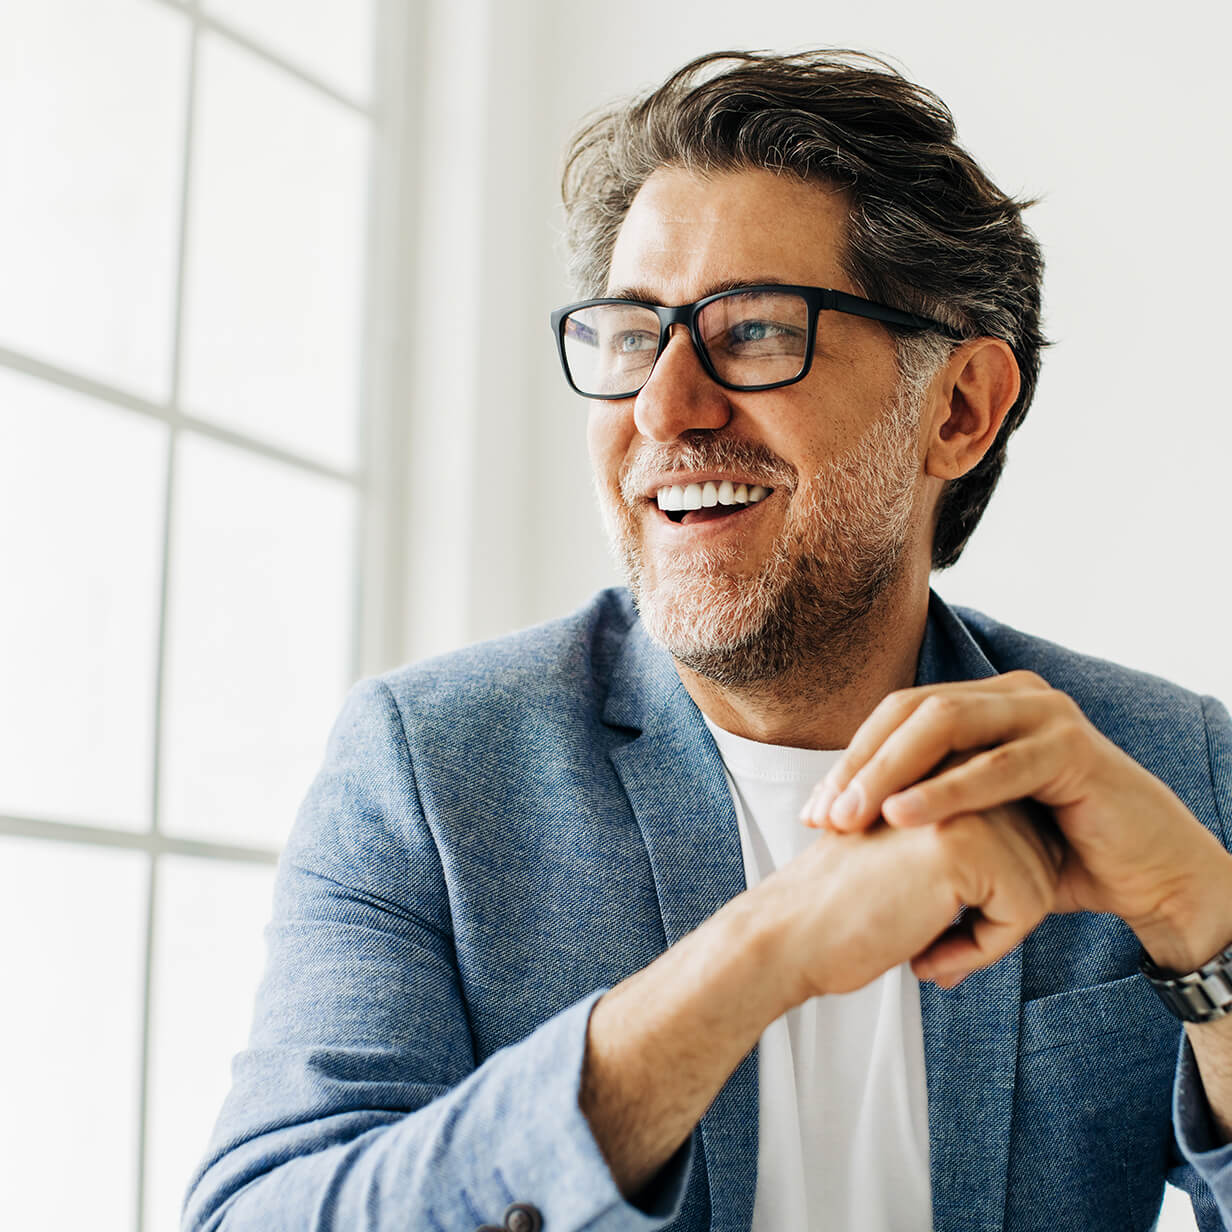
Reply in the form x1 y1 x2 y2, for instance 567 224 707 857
1009 669 1050 691
981 743 1019 777
878 689 920 721
919 693 961 726
1047 699 1087 744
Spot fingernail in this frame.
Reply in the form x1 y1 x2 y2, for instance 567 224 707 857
829 782 864 825
800 781 839 825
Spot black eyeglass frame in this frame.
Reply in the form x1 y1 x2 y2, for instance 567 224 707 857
549 283 964 400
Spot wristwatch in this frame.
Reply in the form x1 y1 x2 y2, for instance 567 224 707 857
1141 941 1232 1023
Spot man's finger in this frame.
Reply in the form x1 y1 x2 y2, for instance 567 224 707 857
875 734 1066 829
800 687 1058 831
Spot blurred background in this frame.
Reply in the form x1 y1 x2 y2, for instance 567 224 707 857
1 1 1227 1228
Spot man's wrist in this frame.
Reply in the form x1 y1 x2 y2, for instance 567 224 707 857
1130 849 1232 976
715 887 805 1021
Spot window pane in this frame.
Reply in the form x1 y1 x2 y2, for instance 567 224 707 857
145 855 276 1232
204 0 376 102
180 34 369 470
0 0 187 400
0 839 146 1231
160 433 354 848
0 369 164 828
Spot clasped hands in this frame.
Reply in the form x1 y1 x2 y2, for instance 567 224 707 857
776 670 1232 998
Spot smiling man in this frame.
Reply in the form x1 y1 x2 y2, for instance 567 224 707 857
184 51 1232 1232
582 167 972 732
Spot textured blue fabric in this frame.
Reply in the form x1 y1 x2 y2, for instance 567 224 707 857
181 587 1232 1231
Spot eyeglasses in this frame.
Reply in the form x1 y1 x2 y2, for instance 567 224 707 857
550 283 961 400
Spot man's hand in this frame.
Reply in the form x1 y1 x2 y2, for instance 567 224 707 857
798 670 1232 973
581 794 1064 1200
758 795 1063 997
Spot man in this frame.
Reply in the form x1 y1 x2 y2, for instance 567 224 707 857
183 51 1232 1231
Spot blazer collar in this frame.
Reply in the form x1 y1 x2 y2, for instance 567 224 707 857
602 589 1022 1232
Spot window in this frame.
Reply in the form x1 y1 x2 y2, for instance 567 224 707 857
0 1 408 1227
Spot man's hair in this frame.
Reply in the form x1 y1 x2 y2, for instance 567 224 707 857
560 49 1046 570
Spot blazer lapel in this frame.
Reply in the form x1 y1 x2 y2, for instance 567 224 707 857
604 622 758 1232
599 591 1025 1232
917 590 1024 1232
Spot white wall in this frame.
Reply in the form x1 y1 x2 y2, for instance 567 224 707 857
411 0 1232 709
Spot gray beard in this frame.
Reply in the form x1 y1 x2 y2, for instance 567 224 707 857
600 381 924 694
663 527 905 691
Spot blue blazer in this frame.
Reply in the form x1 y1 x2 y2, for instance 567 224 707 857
183 588 1232 1231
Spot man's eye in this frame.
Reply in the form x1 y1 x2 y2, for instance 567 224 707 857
721 319 804 354
730 320 790 345
610 330 658 354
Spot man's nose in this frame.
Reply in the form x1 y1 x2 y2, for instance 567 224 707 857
631 324 733 441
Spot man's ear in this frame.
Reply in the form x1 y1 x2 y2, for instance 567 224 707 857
924 338 1020 480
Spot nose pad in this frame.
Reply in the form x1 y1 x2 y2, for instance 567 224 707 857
632 325 732 441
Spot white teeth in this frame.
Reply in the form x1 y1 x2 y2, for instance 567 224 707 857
654 480 773 512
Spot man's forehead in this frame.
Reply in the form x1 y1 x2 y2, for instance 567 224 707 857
605 165 853 302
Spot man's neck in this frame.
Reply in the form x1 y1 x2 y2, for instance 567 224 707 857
674 577 930 751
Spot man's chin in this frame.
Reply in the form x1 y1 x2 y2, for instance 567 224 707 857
633 577 780 674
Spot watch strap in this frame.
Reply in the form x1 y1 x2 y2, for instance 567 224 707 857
1140 941 1232 1023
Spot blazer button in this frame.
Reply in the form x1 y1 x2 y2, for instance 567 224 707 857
504 1203 542 1232
474 1202 543 1232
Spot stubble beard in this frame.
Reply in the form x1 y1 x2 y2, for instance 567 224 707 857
598 379 925 694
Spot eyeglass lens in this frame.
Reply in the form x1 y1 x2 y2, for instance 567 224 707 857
561 290 810 397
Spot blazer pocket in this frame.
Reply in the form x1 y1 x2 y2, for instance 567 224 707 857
1013 973 1184 1231
1019 971 1177 1055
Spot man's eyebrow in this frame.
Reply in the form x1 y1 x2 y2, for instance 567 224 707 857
604 276 791 304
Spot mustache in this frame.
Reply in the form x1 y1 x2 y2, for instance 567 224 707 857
619 435 797 506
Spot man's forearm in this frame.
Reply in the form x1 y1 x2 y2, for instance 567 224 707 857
578 890 790 1200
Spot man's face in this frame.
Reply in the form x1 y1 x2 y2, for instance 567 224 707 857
587 166 937 687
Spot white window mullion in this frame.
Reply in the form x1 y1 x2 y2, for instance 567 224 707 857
138 1 202 1224
354 0 425 678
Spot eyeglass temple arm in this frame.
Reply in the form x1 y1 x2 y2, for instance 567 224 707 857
822 289 964 340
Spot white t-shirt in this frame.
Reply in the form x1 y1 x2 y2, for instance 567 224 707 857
703 717 933 1231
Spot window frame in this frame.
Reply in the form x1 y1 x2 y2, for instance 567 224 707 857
0 1 420 1226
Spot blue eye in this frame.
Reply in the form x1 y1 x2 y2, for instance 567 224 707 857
730 320 788 344
613 331 657 354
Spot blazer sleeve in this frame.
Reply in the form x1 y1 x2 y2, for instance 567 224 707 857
180 677 694 1232
1168 694 1232 1229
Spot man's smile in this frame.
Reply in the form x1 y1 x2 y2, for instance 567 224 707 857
655 478 772 524
623 453 790 540
635 471 779 534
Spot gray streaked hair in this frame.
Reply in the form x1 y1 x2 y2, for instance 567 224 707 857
560 49 1047 569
